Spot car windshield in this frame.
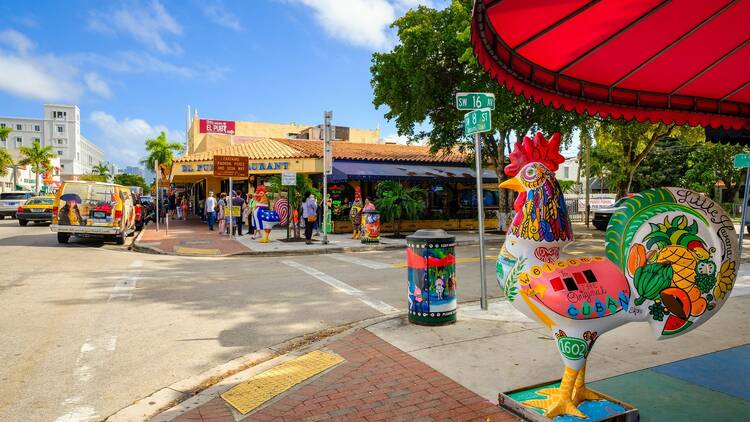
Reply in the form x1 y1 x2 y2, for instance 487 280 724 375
0 193 28 200
26 197 53 205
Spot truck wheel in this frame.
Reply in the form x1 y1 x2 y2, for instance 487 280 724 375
57 233 70 244
746 225 750 236
116 232 126 245
19 219 28 226
593 222 607 231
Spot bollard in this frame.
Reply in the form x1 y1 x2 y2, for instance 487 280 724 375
361 210 380 244
407 229 457 325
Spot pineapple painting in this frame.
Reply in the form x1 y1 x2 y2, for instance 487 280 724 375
627 215 726 323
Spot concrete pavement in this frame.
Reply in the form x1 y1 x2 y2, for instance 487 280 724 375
0 219 502 421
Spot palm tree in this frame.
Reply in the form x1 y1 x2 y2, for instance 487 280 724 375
142 131 183 174
375 180 426 237
18 140 54 193
0 126 17 188
0 148 13 178
92 162 111 181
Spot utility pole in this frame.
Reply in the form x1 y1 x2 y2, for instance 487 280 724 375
474 133 487 310
585 128 591 228
322 111 333 245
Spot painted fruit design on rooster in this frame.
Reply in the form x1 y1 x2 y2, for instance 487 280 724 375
496 132 739 419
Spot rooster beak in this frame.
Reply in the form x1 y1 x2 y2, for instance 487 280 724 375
499 177 524 193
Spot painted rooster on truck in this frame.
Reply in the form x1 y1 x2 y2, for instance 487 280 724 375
496 132 738 418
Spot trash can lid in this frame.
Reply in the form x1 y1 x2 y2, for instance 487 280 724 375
406 229 455 244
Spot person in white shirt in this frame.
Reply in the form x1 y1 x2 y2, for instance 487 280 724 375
205 192 217 231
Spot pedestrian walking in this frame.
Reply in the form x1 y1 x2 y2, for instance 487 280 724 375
205 192 216 231
218 193 227 234
246 192 255 236
198 197 205 222
314 196 322 236
302 192 318 245
233 190 246 236
181 196 189 220
168 193 176 218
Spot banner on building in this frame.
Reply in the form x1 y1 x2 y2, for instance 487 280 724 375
199 119 236 135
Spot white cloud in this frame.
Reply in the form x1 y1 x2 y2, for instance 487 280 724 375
0 51 83 102
74 51 230 81
88 1 183 54
201 1 243 32
89 111 184 166
288 0 434 49
84 73 112 98
0 29 35 54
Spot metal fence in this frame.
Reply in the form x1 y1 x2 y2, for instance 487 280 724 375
565 198 585 222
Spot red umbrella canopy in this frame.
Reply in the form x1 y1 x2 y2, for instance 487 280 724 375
471 0 750 129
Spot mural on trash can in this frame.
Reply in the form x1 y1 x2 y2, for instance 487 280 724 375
496 132 739 419
408 243 457 325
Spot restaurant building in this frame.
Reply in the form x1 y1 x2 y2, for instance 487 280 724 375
171 117 500 232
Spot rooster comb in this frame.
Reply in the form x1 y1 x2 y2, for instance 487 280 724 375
504 132 565 177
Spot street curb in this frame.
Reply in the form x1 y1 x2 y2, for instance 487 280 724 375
130 232 593 258
105 314 402 422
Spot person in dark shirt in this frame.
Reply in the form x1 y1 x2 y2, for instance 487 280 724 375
231 190 246 236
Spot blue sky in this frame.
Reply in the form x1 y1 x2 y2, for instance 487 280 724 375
0 0 442 168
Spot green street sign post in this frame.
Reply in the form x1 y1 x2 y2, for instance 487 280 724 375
734 154 750 168
456 92 495 110
736 154 750 251
464 108 492 136
456 93 494 312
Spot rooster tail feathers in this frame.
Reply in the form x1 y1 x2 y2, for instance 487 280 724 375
605 188 739 340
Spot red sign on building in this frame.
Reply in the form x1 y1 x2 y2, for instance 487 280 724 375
199 119 236 135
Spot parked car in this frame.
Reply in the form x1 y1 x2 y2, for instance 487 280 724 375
0 191 36 219
592 197 630 230
50 181 136 245
16 195 55 226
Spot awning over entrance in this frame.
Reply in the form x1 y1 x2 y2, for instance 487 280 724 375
471 0 750 129
329 161 498 182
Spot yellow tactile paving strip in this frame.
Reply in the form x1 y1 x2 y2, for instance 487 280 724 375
174 246 220 256
221 350 345 414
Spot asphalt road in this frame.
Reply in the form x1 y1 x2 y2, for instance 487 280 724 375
0 219 518 422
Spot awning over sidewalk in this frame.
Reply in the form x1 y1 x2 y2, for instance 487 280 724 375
329 161 499 182
471 0 750 129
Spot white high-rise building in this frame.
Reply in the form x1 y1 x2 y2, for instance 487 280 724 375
0 104 105 179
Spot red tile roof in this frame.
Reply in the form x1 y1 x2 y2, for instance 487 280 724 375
174 138 467 164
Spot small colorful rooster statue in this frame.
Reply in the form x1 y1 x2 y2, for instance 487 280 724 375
496 132 738 418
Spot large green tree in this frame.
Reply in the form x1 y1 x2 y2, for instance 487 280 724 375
683 142 747 203
113 173 149 191
592 121 703 198
142 131 183 173
0 148 13 178
18 140 54 193
0 126 16 186
375 180 426 237
370 0 585 211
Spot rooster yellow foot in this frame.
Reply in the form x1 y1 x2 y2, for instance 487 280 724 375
572 386 601 406
524 396 586 419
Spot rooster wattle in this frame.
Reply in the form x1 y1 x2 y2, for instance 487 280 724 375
496 132 739 418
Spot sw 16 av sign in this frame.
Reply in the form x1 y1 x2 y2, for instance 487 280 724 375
200 119 236 135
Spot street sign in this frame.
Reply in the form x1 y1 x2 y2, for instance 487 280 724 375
735 154 750 168
213 155 248 177
456 92 495 110
464 108 492 135
281 171 297 186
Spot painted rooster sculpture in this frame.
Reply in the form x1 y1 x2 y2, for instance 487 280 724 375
496 132 738 418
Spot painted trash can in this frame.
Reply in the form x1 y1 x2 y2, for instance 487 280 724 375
407 229 457 325
361 210 380 244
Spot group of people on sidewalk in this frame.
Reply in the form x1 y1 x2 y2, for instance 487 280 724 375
200 190 322 244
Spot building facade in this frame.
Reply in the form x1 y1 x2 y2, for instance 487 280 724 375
186 117 381 155
0 104 105 179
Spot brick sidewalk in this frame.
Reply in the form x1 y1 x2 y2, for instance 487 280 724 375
171 329 514 422
136 218 250 256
